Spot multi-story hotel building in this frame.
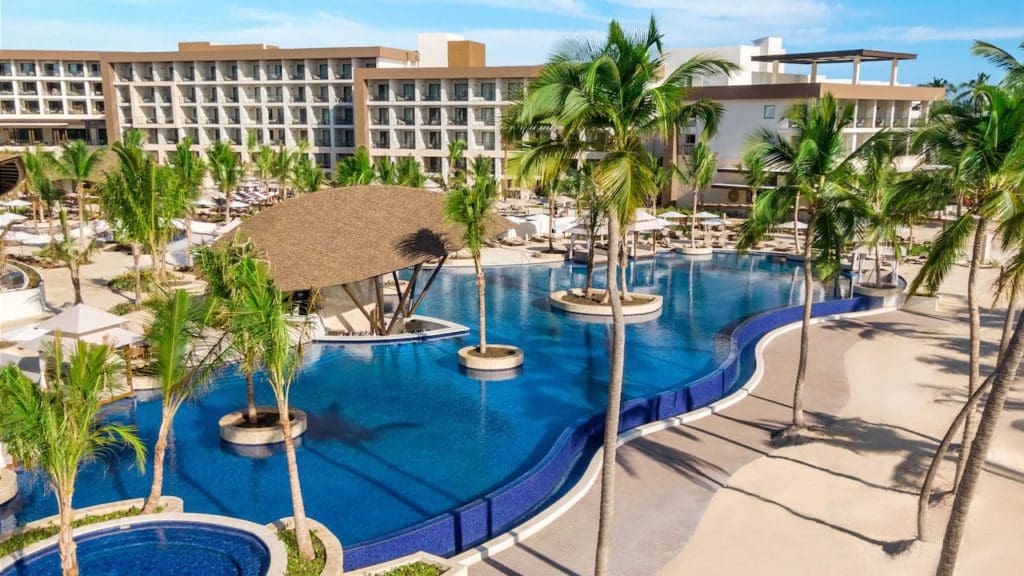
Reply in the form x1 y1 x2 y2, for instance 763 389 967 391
0 35 944 196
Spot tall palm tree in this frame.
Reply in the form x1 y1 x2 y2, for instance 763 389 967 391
737 95 865 438
271 145 294 199
207 141 241 221
856 134 907 286
22 145 57 231
231 256 316 560
40 211 97 304
142 289 226 513
972 39 1023 93
677 139 718 249
739 149 772 208
292 154 325 195
447 138 467 185
168 138 206 269
506 18 734 575
53 140 103 247
902 86 1024 498
0 338 145 576
444 157 499 354
253 144 275 201
334 145 375 186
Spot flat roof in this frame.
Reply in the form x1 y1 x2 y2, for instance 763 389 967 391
751 49 917 64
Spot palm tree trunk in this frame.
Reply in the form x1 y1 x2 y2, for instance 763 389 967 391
279 405 315 560
224 191 232 222
874 245 883 285
917 371 994 541
143 407 173 513
184 216 195 270
584 235 596 299
999 275 1020 364
475 256 487 354
132 244 143 309
56 486 79 576
935 311 1024 576
690 188 699 248
76 181 87 248
594 214 626 576
956 218 986 488
792 193 801 253
548 195 555 253
619 236 631 302
246 371 258 424
789 212 817 431
70 264 83 305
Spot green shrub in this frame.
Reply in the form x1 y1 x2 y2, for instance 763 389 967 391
277 529 326 576
108 269 155 293
376 562 444 576
0 506 155 558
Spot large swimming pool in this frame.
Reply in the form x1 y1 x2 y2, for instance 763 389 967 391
4 253 825 556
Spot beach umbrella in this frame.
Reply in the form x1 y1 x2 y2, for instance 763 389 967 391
0 199 32 208
658 210 687 220
0 213 27 227
776 220 808 230
692 211 719 219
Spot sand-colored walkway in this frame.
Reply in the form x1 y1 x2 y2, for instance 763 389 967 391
469 308 1024 575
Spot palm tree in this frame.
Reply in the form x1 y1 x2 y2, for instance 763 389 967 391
168 138 206 269
0 338 145 576
444 157 499 354
40 211 97 304
738 149 772 208
902 86 1024 500
271 145 294 199
677 139 718 249
334 146 375 186
396 156 427 187
53 140 103 247
737 95 865 438
856 134 907 286
447 138 467 185
22 145 57 231
254 144 275 201
972 39 1023 93
374 156 398 185
142 289 226 513
292 154 325 195
207 141 241 221
230 255 316 560
505 18 734 575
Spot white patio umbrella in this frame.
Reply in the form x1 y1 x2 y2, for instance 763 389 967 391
1 199 32 208
776 220 808 230
692 211 720 219
658 210 687 220
0 213 27 227
194 198 218 208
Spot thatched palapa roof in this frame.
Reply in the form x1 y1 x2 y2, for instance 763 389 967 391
226 185 513 292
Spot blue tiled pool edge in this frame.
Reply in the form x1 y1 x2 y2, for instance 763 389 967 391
343 295 875 570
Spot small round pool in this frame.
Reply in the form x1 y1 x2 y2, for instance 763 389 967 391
0 520 273 576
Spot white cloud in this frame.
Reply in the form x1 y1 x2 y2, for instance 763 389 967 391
616 0 833 23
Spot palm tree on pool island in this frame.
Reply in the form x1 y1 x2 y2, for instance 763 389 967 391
506 17 735 575
0 337 146 576
737 94 865 441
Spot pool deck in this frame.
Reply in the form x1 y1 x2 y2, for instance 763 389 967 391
467 306 1024 575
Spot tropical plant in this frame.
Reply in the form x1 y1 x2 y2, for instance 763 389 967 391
40 210 97 304
739 148 772 208
447 139 467 185
563 163 603 296
856 134 909 286
168 137 206 269
230 255 316 560
271 145 295 198
207 141 242 221
444 157 499 354
334 146 375 186
52 140 103 247
374 156 398 185
292 154 325 195
900 86 1024 516
22 145 57 231
141 289 226 513
737 95 866 438
677 139 718 248
396 156 427 187
0 337 145 576
254 143 275 200
972 38 1024 93
504 17 735 575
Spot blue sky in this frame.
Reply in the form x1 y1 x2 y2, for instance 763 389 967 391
0 0 1021 85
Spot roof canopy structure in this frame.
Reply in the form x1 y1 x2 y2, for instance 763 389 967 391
228 185 513 292
751 49 917 64
36 304 127 336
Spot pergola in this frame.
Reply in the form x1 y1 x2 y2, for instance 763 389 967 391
228 185 512 336
751 49 918 86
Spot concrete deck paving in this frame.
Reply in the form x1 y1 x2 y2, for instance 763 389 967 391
468 307 1023 576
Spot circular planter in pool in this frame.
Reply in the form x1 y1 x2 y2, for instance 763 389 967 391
0 469 17 505
0 513 287 576
549 289 663 317
853 283 903 307
219 408 308 446
458 344 524 370
675 245 713 256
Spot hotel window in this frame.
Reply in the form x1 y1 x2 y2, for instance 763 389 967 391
320 109 330 123
341 63 352 79
481 132 496 150
399 131 415 149
453 83 468 101
375 84 388 101
271 65 282 80
480 82 496 101
427 83 441 101
401 83 415 101
763 105 776 120
229 65 238 80
480 107 496 126
453 130 467 145
0 63 10 76
44 63 58 76
401 108 415 125
67 63 83 76
251 64 260 79
427 108 441 125
453 108 468 125
318 63 328 79
90 63 100 76
19 62 36 75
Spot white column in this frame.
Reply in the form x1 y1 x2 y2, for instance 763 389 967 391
889 59 899 86
810 61 818 83
771 60 779 84
852 56 862 85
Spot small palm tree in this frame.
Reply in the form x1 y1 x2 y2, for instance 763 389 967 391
444 158 499 354
22 145 57 231
0 338 145 576
374 156 398 185
253 144 275 200
168 138 206 269
53 140 103 247
334 146 375 186
677 140 718 249
231 256 317 560
396 156 427 187
207 141 241 221
142 289 226 513
737 95 865 438
738 149 772 208
271 145 294 199
856 134 906 286
447 139 467 185
292 154 325 195
40 211 97 304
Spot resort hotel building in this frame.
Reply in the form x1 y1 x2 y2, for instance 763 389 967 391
0 35 943 203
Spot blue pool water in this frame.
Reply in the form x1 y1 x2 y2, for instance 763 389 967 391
0 522 270 576
4 254 825 550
